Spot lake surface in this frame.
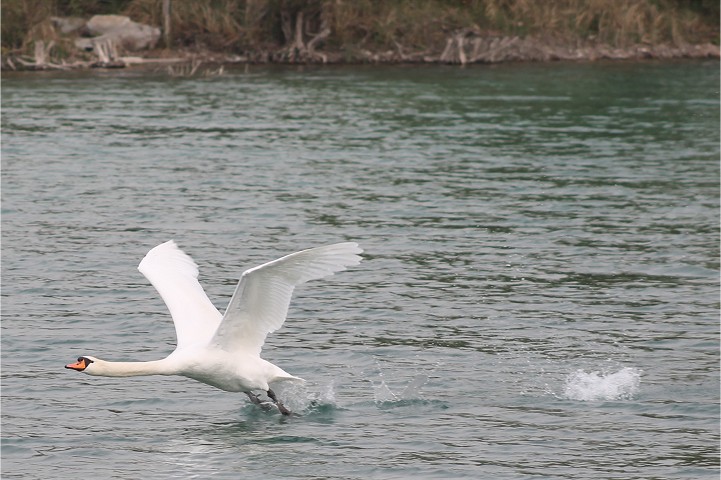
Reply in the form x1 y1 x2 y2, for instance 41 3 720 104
2 60 719 479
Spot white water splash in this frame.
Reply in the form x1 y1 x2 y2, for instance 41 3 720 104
401 374 429 398
316 380 337 405
373 374 429 403
563 367 642 401
271 380 337 413
373 380 398 403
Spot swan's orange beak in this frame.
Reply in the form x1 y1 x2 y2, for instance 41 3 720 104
65 358 89 371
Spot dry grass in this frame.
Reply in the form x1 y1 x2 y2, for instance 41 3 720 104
2 0 717 57
125 0 247 50
316 0 715 50
1 0 55 52
479 0 712 45
87 0 721 49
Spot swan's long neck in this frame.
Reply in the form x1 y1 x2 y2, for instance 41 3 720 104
87 358 177 377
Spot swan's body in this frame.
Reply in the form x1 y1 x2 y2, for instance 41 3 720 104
66 240 362 414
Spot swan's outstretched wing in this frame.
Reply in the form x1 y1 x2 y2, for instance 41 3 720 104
138 240 222 349
212 242 362 355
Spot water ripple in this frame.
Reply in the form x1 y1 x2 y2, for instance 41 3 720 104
2 62 719 479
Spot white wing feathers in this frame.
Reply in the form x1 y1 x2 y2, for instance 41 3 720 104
138 241 362 356
212 242 363 355
138 240 222 349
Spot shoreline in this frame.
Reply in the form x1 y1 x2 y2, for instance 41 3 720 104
4 33 718 73
173 38 721 65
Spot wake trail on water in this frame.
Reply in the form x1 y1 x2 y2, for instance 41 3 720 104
264 372 433 416
561 366 642 401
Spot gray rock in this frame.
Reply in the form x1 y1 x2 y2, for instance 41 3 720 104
50 16 86 34
78 15 160 51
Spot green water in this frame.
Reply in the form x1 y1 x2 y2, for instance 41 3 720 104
2 60 719 479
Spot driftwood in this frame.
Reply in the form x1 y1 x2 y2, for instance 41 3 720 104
307 24 331 62
119 56 185 65
13 40 75 70
440 28 482 64
92 39 124 67
34 40 48 66
279 10 331 63
434 29 718 65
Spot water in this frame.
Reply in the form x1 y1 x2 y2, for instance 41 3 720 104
2 61 719 479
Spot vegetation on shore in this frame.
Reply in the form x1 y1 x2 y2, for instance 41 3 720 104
2 0 719 67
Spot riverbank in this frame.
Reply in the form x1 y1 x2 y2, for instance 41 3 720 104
5 35 719 73
2 0 719 71
154 36 719 65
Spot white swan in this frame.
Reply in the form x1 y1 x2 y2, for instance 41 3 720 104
66 240 362 415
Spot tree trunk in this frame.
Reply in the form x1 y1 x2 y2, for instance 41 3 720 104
162 0 172 49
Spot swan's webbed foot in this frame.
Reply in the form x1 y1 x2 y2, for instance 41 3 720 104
245 391 272 411
246 391 262 405
246 390 290 415
267 388 292 416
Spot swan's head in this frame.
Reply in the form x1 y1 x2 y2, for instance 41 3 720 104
65 356 99 374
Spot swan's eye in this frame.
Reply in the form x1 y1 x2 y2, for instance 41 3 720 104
78 357 94 365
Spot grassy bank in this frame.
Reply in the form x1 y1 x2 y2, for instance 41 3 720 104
2 0 719 65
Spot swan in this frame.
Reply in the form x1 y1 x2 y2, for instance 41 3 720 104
65 240 362 415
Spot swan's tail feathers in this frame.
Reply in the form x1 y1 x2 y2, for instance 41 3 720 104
273 373 305 384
